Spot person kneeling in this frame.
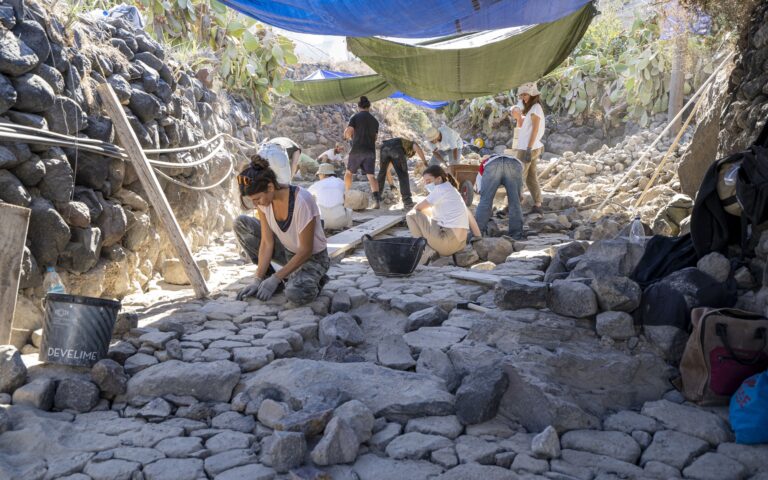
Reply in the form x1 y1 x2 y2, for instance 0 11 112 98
234 157 330 305
309 163 352 231
406 165 481 259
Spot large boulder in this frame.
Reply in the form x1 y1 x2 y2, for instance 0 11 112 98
28 197 70 266
44 96 87 134
569 239 644 280
127 360 241 402
589 276 642 312
0 28 38 76
0 72 16 114
10 73 54 112
344 189 368 211
58 227 102 274
38 157 74 202
238 358 455 422
95 193 127 247
494 278 548 310
0 169 30 206
319 313 364 346
547 280 598 318
0 345 27 393
455 364 508 425
13 19 49 64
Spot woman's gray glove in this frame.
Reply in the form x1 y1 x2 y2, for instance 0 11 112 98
522 148 532 162
256 275 282 301
236 278 262 301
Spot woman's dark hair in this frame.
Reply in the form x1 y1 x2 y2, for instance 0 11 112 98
423 165 458 189
522 94 542 115
238 156 278 196
358 96 371 109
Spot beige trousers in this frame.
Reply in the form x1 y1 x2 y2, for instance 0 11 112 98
320 205 352 230
406 210 467 256
517 147 543 206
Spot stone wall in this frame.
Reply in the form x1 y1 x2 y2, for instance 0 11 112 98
2 0 257 347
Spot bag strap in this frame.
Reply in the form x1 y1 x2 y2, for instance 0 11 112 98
715 323 767 365
756 120 768 148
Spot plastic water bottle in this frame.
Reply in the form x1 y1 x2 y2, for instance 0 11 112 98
43 267 66 294
629 216 645 245
724 165 740 186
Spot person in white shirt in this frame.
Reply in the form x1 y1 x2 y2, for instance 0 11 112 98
407 165 481 259
317 143 345 165
308 163 352 231
510 81 545 213
425 125 464 166
267 137 302 179
234 157 329 306
257 141 292 185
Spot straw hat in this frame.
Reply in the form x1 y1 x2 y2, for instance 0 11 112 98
426 127 440 142
518 82 540 96
316 163 336 176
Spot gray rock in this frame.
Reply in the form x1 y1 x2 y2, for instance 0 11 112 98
0 73 15 114
0 345 27 393
257 399 292 428
407 306 449 331
126 360 241 402
531 425 560 459
211 411 256 433
416 347 460 391
331 291 352 313
406 415 463 439
682 452 748 480
569 239 644 279
109 447 165 465
632 430 652 449
0 170 30 206
129 89 161 122
262 431 306 473
717 443 768 475
475 237 515 264
560 448 644 478
494 278 548 310
83 459 140 480
589 276 641 312
385 432 453 460
403 326 467 353
137 397 172 419
155 436 203 457
11 73 53 112
641 399 733 445
334 399 374 442
311 417 360 465
0 144 20 170
216 464 276 480
12 377 55 410
0 29 37 76
204 449 258 476
595 311 636 340
124 353 159 375
13 19 49 63
240 358 454 422
58 226 102 274
455 434 500 464
39 158 74 203
95 194 127 247
34 63 64 94
45 96 87 134
377 334 415 370
0 406 9 433
370 422 402 451
697 252 731 282
547 281 598 318
432 446 459 468
319 312 364 346
390 294 433 314
143 458 204 480
434 463 519 480
560 430 641 463
352 453 442 480
28 197 70 266
272 405 333 436
232 346 274 372
54 378 100 412
512 453 549 474
644 460 682 479
545 241 587 283
11 157 45 186
640 430 709 469
455 364 508 425
205 431 253 453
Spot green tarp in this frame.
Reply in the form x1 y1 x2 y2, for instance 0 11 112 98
290 4 596 105
289 73 395 106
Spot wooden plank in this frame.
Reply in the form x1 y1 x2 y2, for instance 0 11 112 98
446 271 501 287
97 83 210 298
327 214 404 259
0 204 30 344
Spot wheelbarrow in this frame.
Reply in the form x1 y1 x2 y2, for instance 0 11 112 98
447 163 480 207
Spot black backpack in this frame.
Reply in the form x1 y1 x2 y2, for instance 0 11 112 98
691 122 768 258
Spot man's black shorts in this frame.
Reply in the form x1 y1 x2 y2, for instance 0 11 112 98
347 152 376 175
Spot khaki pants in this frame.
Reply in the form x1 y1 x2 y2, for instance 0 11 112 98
406 210 466 256
517 147 543 205
320 205 352 230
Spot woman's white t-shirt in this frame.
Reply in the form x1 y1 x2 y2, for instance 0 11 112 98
425 182 469 230
515 103 545 150
308 177 345 209
258 187 327 254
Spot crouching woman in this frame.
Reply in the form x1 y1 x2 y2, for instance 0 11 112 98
406 165 481 258
234 157 330 305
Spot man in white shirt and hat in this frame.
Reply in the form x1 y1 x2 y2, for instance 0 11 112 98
425 125 464 166
308 162 352 231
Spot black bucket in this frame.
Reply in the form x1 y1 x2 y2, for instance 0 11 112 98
362 234 427 277
39 294 121 367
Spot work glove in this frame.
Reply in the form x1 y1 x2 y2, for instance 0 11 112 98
256 275 282 301
236 278 262 301
522 148 532 163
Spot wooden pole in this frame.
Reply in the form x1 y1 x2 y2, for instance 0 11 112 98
0 204 30 344
97 83 210 298
668 34 687 137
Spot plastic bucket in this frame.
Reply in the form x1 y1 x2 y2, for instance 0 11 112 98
39 294 121 367
362 234 427 277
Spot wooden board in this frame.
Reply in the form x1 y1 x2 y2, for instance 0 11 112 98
97 83 210 299
327 214 404 259
0 204 30 344
446 271 501 287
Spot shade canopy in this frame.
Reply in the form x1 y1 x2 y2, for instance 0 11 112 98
291 69 449 108
217 0 592 38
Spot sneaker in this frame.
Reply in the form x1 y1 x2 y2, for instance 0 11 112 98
530 206 543 214
418 246 438 266
403 201 415 211
372 192 381 209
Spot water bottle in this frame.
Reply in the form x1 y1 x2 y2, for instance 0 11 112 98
629 216 645 245
43 267 66 294
724 165 739 186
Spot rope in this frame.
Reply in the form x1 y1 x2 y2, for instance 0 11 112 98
146 139 226 169
153 158 234 191
144 132 226 155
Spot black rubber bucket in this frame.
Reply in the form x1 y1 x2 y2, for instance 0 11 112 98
362 234 427 277
39 294 121 367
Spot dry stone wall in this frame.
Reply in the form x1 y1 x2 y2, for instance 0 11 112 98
1 0 257 347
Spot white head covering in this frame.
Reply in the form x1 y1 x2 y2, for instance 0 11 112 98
518 82 540 96
426 127 440 142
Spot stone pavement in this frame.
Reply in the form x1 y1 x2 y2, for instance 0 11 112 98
1 229 767 480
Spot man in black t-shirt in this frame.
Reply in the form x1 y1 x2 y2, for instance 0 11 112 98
379 137 427 210
343 96 381 208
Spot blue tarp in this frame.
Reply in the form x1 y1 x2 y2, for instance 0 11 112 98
217 0 592 38
303 70 449 109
